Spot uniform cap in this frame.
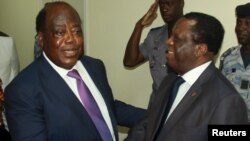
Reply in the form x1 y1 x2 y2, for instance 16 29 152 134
236 3 250 18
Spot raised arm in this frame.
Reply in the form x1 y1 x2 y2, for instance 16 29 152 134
123 0 159 67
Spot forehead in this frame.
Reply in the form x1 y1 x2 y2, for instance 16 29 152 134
45 4 81 25
159 0 180 3
237 17 250 21
173 18 196 35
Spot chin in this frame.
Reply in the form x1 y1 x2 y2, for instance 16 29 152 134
61 60 78 69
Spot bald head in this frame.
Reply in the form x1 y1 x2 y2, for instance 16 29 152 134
36 1 84 69
36 1 81 33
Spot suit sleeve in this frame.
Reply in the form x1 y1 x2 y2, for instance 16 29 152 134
124 117 147 141
114 100 145 128
209 94 248 124
4 82 47 141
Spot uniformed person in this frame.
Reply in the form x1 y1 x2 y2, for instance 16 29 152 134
220 3 250 123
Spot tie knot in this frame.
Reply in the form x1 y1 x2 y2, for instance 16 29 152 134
175 76 185 86
67 69 81 80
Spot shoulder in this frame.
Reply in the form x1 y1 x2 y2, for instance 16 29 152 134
149 25 166 33
81 55 104 66
0 37 14 49
9 61 39 84
80 56 106 73
221 46 239 59
157 73 177 91
219 46 240 70
4 61 40 99
8 56 49 86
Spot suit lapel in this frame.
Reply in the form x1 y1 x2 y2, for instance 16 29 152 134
80 57 118 139
147 73 177 140
38 56 102 139
160 63 217 135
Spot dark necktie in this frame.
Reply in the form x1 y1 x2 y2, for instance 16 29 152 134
67 69 113 141
164 76 185 117
154 76 185 141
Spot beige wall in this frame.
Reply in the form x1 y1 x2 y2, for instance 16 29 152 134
1 0 250 140
0 0 40 70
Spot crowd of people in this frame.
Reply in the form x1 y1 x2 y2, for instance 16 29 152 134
1 0 250 141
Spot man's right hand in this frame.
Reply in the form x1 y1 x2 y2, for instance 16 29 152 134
140 0 159 27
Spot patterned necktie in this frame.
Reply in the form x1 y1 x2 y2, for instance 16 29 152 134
0 79 4 128
67 69 113 141
154 76 185 141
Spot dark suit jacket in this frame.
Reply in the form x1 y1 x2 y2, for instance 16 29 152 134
4 55 145 141
0 127 11 141
126 63 248 141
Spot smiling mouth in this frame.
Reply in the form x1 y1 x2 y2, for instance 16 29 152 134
63 48 79 56
167 49 174 54
65 50 76 54
163 15 172 19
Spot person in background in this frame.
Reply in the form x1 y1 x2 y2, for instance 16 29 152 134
123 0 184 97
125 12 248 141
0 78 11 141
0 31 19 90
4 2 145 141
219 3 250 123
34 35 42 59
0 79 3 126
0 31 19 140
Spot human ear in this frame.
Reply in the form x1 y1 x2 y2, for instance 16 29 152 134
194 44 207 57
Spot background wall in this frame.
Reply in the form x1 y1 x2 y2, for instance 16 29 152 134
0 0 249 140
0 0 39 70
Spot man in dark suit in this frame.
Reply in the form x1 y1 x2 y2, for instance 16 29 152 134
4 2 145 141
125 12 248 141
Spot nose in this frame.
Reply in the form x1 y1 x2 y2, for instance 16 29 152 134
237 21 249 32
166 37 173 46
160 3 170 12
166 37 173 54
65 30 75 43
239 25 248 32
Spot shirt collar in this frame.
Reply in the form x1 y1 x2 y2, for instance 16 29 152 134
181 61 211 86
42 52 80 78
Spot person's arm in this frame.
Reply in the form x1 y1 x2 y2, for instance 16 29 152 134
123 0 159 67
4 84 47 141
124 118 148 141
114 100 146 128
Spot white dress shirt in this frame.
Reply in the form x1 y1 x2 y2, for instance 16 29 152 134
0 36 19 90
166 61 212 120
43 53 116 141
